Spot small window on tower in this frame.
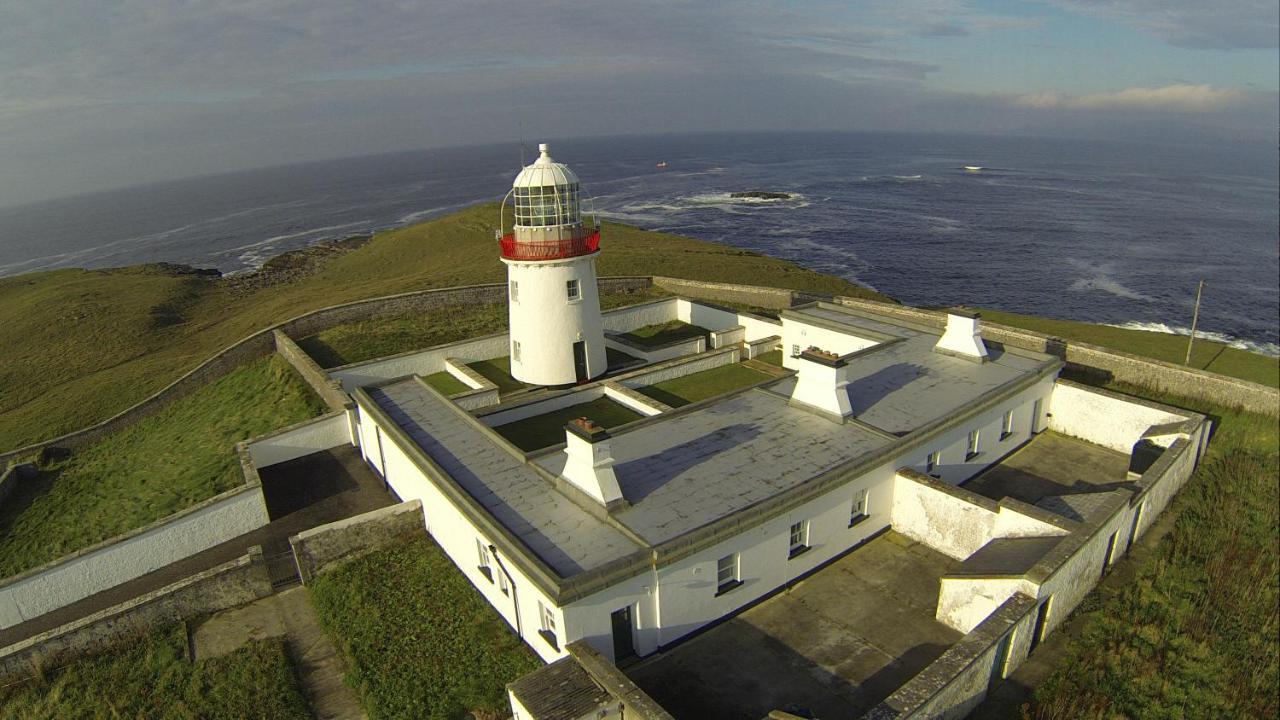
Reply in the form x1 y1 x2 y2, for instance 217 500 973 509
566 279 580 301
512 341 521 362
509 280 518 302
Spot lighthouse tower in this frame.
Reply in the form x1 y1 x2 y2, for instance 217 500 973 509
499 143 606 386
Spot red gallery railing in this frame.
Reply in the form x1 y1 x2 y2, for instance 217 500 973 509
499 230 600 261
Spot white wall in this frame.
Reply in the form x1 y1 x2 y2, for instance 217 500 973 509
246 412 352 468
676 300 781 343
479 387 607 428
615 347 741 390
936 577 1036 633
507 256 607 385
780 317 880 371
602 385 668 416
601 299 679 333
1048 382 1188 453
0 486 268 629
331 334 511 392
605 335 706 364
709 326 746 350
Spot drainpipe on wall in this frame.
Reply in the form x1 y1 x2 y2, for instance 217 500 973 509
490 545 522 641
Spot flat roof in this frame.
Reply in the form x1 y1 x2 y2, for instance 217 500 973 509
370 379 643 578
535 389 891 545
785 304 1047 435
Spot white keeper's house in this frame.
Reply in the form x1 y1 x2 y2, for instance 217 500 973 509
333 144 1210 719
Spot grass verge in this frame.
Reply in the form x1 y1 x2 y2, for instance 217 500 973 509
1025 385 1278 719
616 320 709 348
0 623 311 720
636 362 776 407
467 357 527 395
492 396 644 452
309 534 540 720
0 355 326 578
422 371 471 395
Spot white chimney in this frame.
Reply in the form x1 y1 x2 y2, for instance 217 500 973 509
789 347 853 421
561 418 625 509
935 310 989 361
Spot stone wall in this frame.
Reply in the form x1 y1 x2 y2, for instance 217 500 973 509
290 500 424 583
0 548 271 685
652 276 792 310
273 329 349 411
0 483 269 630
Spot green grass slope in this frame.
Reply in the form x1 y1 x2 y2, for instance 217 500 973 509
0 205 878 452
0 623 311 720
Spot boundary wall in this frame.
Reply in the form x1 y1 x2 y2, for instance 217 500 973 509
0 548 271 686
273 330 349 411
245 411 355 469
289 500 424 584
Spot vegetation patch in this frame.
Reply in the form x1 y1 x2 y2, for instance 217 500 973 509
309 534 540 720
0 623 311 720
466 357 527 395
493 397 644 452
756 349 784 366
0 355 326 578
977 308 1278 388
422 371 471 395
297 303 507 369
616 320 710 348
636 362 776 408
1026 387 1278 719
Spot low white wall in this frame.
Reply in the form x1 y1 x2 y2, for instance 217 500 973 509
890 471 1067 562
936 577 1037 633
601 299 679 333
0 485 268 630
453 387 501 411
709 326 746 350
246 412 352 468
1048 381 1187 453
480 387 608 428
606 335 706 364
603 385 669 416
444 358 492 390
676 299 781 343
745 335 780 360
616 347 742 390
780 316 880 371
330 333 510 392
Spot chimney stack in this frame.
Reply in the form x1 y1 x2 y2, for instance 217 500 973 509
789 346 853 421
935 309 989 361
561 418 625 509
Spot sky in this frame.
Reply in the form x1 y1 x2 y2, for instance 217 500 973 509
1 0 1276 207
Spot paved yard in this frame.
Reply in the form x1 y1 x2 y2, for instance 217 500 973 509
626 531 962 720
961 432 1132 507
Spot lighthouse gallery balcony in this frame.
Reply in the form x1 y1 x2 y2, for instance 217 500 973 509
499 230 601 261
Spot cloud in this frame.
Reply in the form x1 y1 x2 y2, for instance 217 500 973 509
1046 0 1278 49
1016 84 1245 111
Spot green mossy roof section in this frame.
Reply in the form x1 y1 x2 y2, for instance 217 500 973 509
0 355 326 578
0 204 877 452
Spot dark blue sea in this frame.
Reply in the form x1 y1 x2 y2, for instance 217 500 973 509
1 132 1276 355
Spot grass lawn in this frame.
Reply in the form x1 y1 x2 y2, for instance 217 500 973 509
636 362 776 408
978 308 1279 388
422 371 471 395
0 356 326 578
617 320 709 348
466 357 527 394
298 303 507 369
308 535 540 720
493 397 644 452
1026 385 1278 719
756 349 784 366
0 623 311 720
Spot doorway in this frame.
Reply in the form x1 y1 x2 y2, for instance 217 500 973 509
573 341 588 383
988 630 1014 693
1031 399 1044 433
1030 597 1052 652
1126 504 1144 552
1102 532 1118 578
611 605 636 661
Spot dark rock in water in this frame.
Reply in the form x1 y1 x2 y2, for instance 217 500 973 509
730 191 792 200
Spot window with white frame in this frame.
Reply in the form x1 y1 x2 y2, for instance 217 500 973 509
791 343 801 357
537 600 558 648
850 489 870 527
566 278 580 301
512 340 521 363
509 280 519 302
966 429 981 460
715 553 741 595
788 520 810 558
476 539 493 582
1001 409 1015 439
926 450 941 476
498 571 510 596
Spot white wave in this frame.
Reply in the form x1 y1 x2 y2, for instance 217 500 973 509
893 175 924 180
1066 260 1152 302
1103 321 1280 357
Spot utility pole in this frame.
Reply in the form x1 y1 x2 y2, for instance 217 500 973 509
1184 279 1204 366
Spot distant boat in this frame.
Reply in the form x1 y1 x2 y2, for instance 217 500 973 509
656 161 668 168
963 166 983 172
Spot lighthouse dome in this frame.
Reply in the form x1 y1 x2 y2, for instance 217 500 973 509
511 143 582 228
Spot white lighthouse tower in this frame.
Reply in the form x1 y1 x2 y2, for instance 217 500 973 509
499 143 607 386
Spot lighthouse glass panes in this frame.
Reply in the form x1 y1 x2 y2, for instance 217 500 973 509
514 183 580 226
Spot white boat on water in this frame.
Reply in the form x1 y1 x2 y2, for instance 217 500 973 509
963 165 983 172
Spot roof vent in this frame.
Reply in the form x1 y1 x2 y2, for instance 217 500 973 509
789 346 853 421
561 418 625 509
935 310 989 361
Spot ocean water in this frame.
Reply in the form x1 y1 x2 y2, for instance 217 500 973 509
1 132 1276 355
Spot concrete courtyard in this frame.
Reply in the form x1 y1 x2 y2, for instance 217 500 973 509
961 432 1131 508
626 531 962 720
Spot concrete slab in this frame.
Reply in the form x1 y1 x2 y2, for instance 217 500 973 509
961 432 1131 507
626 532 962 720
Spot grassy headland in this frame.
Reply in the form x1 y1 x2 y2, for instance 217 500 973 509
0 205 878 452
0 623 311 719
